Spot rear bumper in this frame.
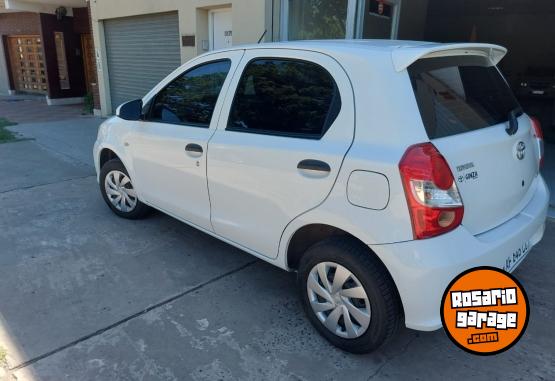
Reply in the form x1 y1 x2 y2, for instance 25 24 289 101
371 175 550 331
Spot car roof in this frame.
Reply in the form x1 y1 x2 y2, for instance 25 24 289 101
235 39 430 53
217 40 507 71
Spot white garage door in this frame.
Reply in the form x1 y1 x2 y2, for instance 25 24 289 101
104 12 181 112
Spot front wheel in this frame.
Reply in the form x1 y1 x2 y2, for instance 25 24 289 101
298 237 402 353
99 159 151 219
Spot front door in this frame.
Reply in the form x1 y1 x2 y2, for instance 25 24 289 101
207 49 355 258
210 9 232 50
7 35 48 94
129 52 242 231
81 33 95 95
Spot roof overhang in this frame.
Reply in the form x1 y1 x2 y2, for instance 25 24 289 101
1 0 87 14
392 43 508 72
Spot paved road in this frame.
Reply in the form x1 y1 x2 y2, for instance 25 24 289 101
0 120 554 380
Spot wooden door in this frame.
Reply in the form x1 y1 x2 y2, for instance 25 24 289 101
7 35 48 94
81 33 95 94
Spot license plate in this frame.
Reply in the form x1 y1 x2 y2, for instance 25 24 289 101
503 240 531 272
532 90 545 95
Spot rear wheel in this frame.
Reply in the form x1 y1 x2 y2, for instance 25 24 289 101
298 237 402 353
99 159 151 219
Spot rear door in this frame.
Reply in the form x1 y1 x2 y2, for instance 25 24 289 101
207 49 354 259
408 55 540 234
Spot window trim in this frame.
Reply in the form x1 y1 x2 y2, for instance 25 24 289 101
144 58 232 128
225 57 342 140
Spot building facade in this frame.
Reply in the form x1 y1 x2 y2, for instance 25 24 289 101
0 0 99 107
88 0 432 116
5 1 551 117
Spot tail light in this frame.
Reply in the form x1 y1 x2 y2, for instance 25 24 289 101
530 116 544 169
399 143 464 239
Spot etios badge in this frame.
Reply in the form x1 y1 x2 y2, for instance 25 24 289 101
516 141 526 160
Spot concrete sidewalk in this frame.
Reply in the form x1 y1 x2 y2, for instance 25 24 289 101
7 117 102 168
0 95 88 125
0 120 554 380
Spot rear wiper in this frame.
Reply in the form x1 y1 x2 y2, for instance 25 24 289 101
506 107 521 136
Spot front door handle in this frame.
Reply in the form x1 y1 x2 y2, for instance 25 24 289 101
297 159 331 177
185 143 203 157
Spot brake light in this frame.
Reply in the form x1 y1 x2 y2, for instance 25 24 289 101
399 143 464 239
530 116 544 169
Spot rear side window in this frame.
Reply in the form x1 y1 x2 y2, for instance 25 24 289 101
227 58 341 139
408 56 521 139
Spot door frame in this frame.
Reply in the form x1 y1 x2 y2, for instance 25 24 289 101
208 7 232 51
80 33 95 95
2 36 16 92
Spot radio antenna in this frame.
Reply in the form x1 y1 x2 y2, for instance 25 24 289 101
257 29 267 44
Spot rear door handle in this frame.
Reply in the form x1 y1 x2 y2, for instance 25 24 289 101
297 159 331 175
185 143 203 157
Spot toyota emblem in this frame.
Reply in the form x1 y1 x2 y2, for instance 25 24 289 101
516 141 526 160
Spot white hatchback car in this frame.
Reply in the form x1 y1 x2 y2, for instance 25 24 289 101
94 40 549 353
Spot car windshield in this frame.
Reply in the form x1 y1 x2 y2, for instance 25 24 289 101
408 55 521 139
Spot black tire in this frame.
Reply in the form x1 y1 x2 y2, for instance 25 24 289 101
298 237 402 354
99 159 151 219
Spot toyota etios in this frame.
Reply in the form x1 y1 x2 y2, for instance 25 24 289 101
94 41 549 353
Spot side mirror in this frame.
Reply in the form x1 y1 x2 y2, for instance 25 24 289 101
117 99 143 121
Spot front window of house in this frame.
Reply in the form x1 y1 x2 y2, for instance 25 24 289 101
281 0 401 41
286 0 350 40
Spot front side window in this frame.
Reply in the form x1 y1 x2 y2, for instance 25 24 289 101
227 59 341 139
148 60 231 127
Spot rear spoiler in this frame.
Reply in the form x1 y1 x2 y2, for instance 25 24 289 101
391 43 507 72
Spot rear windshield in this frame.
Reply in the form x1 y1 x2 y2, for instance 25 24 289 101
408 55 521 139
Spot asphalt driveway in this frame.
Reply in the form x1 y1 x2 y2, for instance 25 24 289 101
0 118 554 380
